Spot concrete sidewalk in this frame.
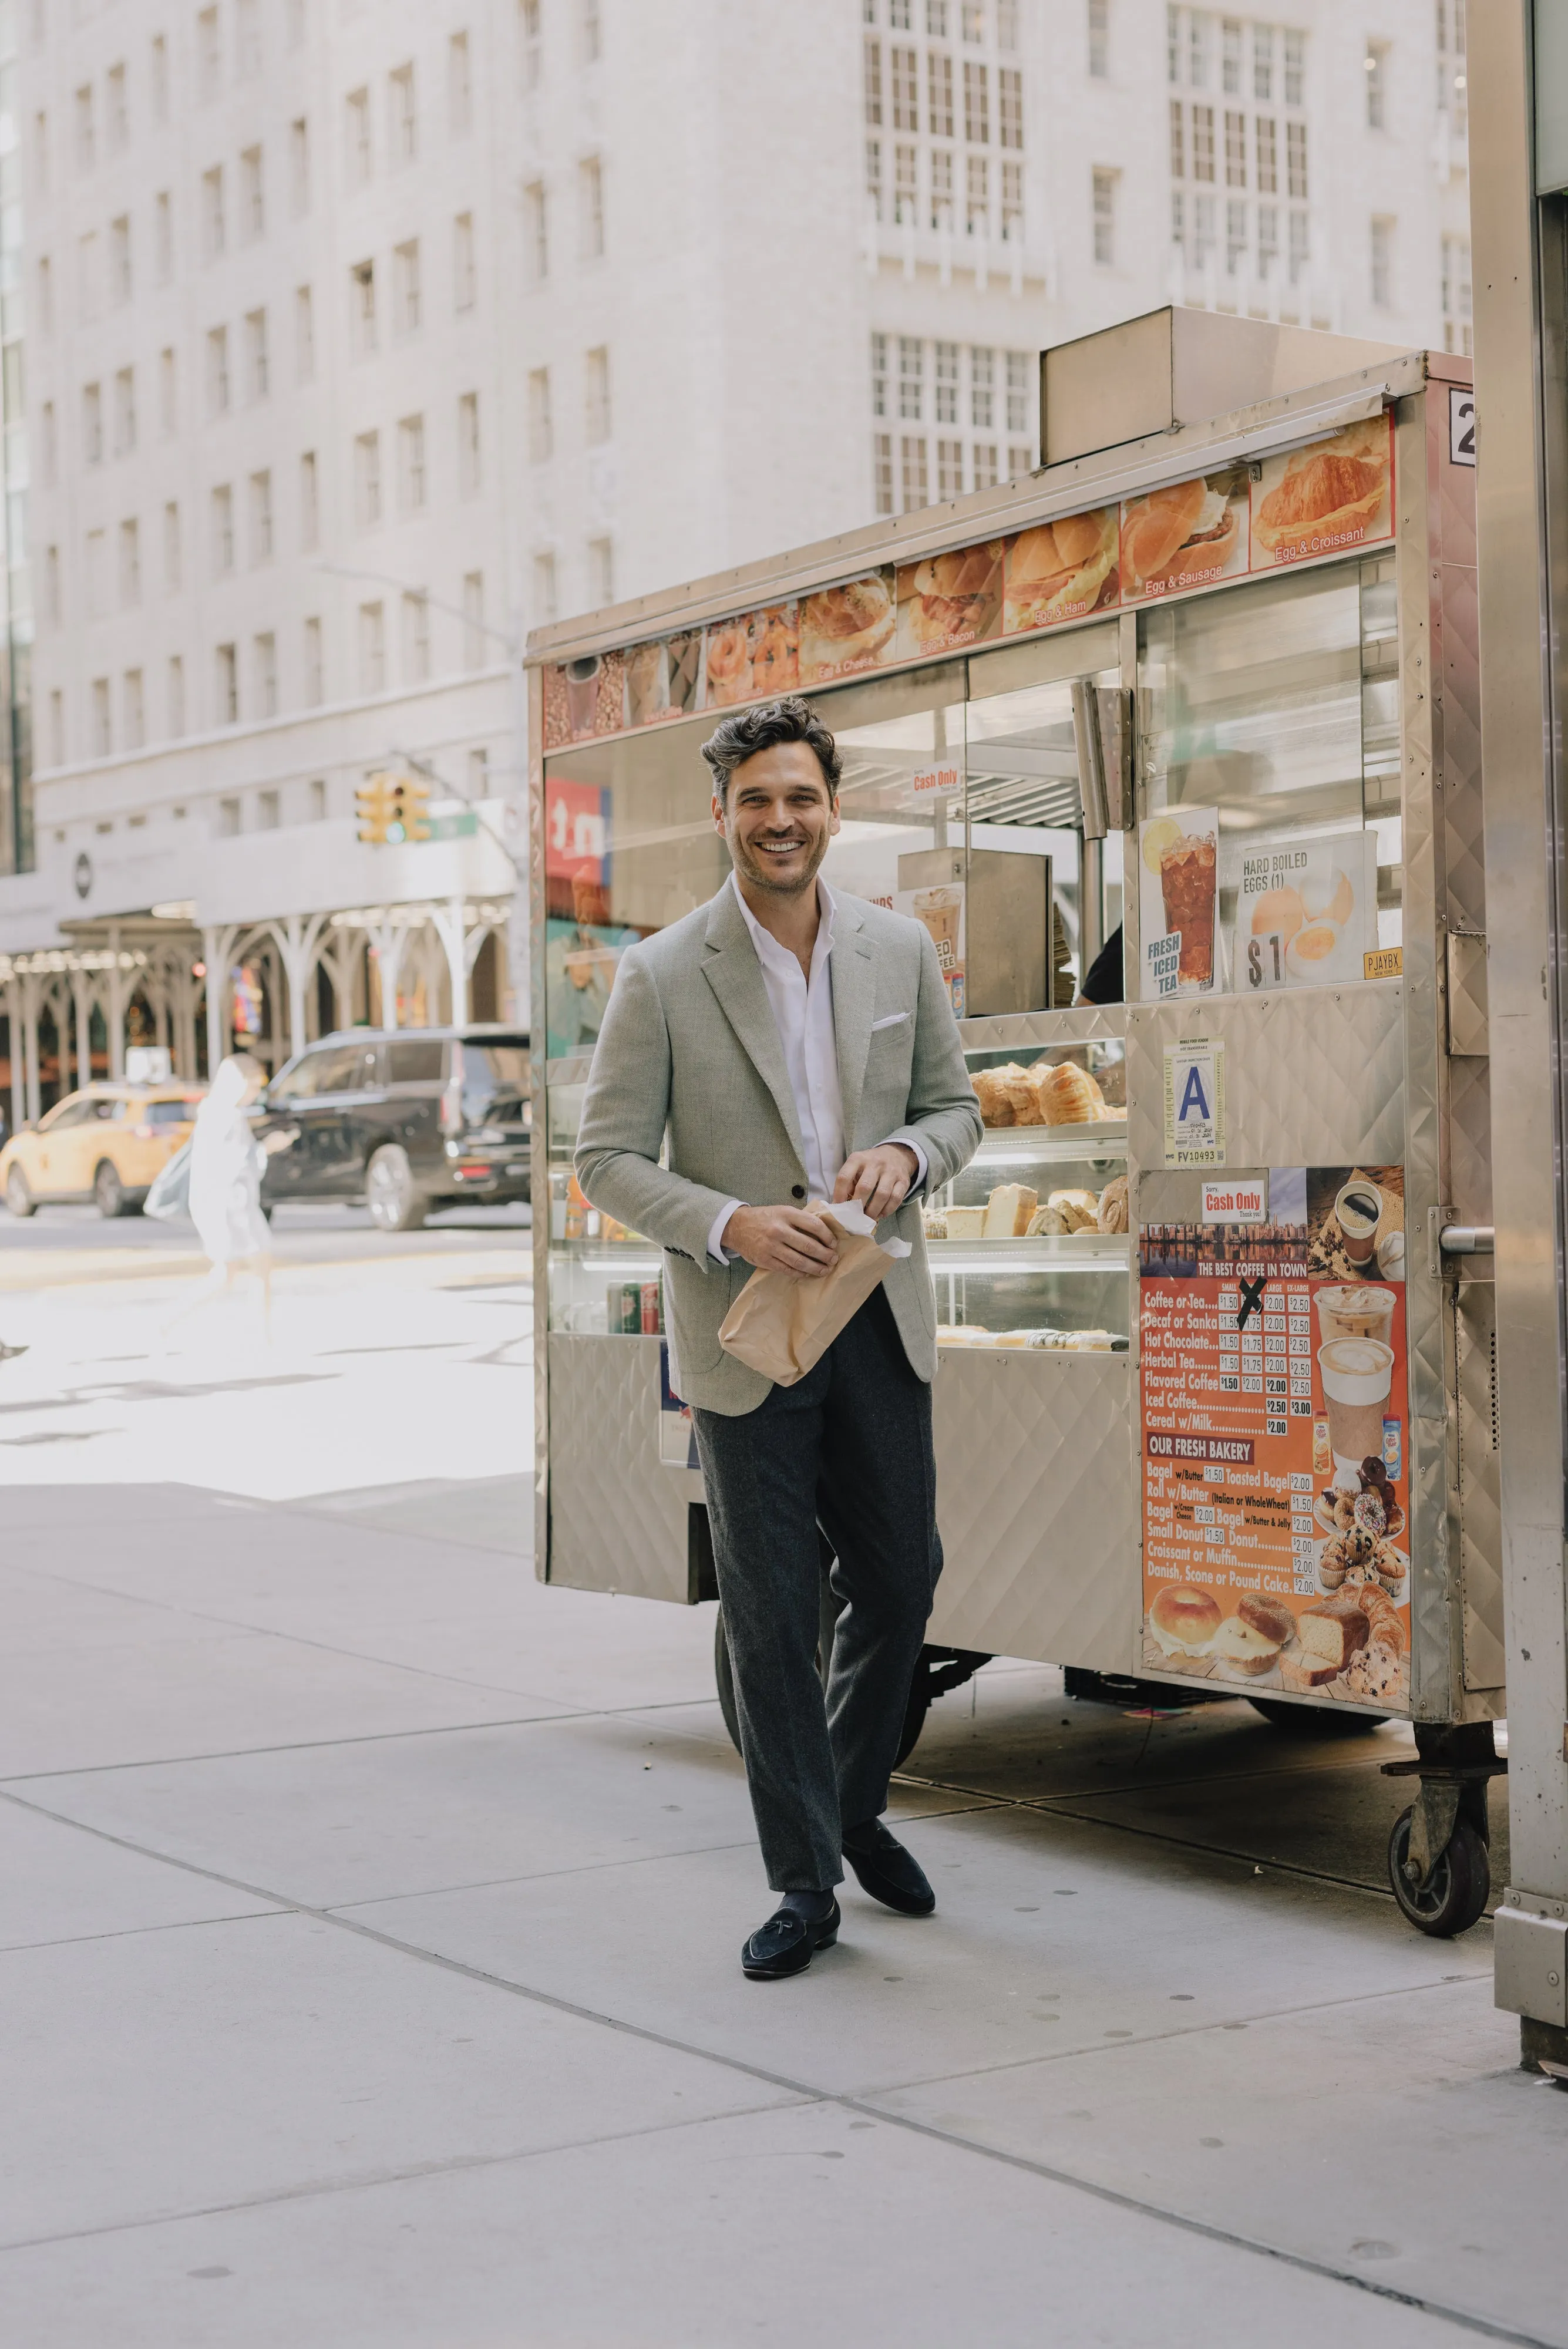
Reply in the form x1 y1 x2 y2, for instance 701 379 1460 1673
2 1478 1561 2348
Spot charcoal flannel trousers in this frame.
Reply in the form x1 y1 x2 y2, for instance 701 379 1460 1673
692 1286 943 1891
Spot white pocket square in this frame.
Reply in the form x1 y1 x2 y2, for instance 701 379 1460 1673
870 1011 910 1031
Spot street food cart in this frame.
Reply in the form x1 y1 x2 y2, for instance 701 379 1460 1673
529 311 1503 1935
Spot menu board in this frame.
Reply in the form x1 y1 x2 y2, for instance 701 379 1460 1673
1139 1163 1411 1714
539 415 1398 749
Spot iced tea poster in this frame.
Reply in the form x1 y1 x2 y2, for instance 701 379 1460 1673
1139 807 1220 998
1139 1164 1411 1714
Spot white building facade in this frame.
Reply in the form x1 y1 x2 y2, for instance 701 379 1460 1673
0 0 1471 1125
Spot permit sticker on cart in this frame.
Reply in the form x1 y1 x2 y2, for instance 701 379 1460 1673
1164 1042 1225 1165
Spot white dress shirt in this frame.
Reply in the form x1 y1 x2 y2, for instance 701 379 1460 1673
708 871 924 1262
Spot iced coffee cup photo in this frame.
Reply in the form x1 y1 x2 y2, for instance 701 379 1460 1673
1334 1180 1383 1267
1314 1283 1398 1348
1318 1335 1396 1479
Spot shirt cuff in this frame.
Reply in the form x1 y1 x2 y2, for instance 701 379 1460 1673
706 1198 743 1264
891 1138 928 1197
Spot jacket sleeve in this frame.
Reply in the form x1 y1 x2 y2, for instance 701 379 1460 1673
883 924 984 1187
573 946 738 1267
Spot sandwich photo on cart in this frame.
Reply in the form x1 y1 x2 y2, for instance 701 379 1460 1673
529 309 1499 1941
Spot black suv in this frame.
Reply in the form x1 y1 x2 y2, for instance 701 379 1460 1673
255 1027 531 1230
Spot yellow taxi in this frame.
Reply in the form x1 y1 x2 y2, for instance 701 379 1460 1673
1 1083 206 1219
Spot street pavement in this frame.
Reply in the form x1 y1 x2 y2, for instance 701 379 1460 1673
1 1213 1562 2347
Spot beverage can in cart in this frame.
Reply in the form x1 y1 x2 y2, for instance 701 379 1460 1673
607 1281 641 1334
640 1281 663 1335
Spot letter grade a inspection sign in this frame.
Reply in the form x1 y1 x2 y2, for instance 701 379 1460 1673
1163 1040 1226 1165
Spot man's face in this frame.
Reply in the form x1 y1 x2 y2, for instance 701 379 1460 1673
714 741 840 900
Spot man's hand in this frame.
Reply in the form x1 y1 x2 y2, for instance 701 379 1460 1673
723 1203 840 1278
834 1143 918 1221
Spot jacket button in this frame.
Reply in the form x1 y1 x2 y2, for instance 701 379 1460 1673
790 1183 805 1199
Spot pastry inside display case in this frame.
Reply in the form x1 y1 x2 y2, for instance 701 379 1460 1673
927 1035 1130 1352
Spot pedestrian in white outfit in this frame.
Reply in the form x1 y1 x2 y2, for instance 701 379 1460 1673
167 1053 275 1338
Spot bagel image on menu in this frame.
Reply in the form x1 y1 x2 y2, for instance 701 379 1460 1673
1120 465 1250 601
798 570 897 682
894 540 1005 655
1251 415 1393 567
704 618 755 709
1002 507 1119 633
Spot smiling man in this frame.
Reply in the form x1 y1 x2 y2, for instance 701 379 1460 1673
575 695 981 1979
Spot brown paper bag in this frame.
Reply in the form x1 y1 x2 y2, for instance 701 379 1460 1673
718 1200 913 1386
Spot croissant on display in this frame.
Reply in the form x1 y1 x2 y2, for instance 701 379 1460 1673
972 1063 1039 1128
1048 1189 1101 1234
1029 1060 1106 1126
1096 1174 1129 1233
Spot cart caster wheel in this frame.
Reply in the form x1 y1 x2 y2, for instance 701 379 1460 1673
713 1608 934 1771
1388 1807 1490 1936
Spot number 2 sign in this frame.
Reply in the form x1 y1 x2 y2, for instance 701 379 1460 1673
1449 386 1476 469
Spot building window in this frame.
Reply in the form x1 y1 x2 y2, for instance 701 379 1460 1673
359 603 386 695
211 485 234 574
871 332 889 418
1284 26 1304 106
246 310 270 401
963 58 989 143
936 438 963 499
402 593 431 684
155 192 173 282
255 639 278 722
202 166 226 259
1371 214 1394 309
866 136 883 220
218 796 241 837
48 689 65 768
300 452 319 551
456 393 481 495
583 346 612 447
393 240 422 335
1258 202 1278 277
109 216 132 305
1365 40 1388 130
449 32 473 134
113 366 136 456
971 344 994 429
528 367 553 460
931 145 954 227
898 336 923 420
250 471 273 563
83 381 103 465
454 213 476 310
207 327 230 416
355 432 382 528
1226 196 1247 274
582 0 602 60
346 88 372 184
167 659 185 741
588 537 614 604
1000 158 1022 238
894 143 917 224
1222 14 1243 93
41 401 57 484
900 435 928 512
463 571 485 668
291 118 311 214
164 501 181 591
1192 103 1214 181
92 679 112 758
1170 97 1186 177
390 62 417 164
1253 22 1273 100
521 0 543 90
934 340 960 425
38 255 52 337
75 82 96 173
1288 207 1309 285
257 786 280 829
534 551 558 620
1256 115 1277 193
78 228 101 324
998 65 1022 146
927 0 950 31
891 43 918 133
928 49 954 137
119 519 141 608
304 617 324 706
159 351 176 436
1286 119 1307 199
965 152 988 234
580 156 605 258
1005 348 1030 435
1092 167 1117 265
241 146 265 240
1224 109 1246 185
1438 0 1468 136
216 644 238 726
864 35 884 124
963 0 984 40
296 286 315 383
526 182 549 279
973 442 997 489
152 34 170 120
873 430 894 516
1442 234 1473 355
123 671 145 752
44 543 60 627
1007 444 1030 481
351 260 377 355
399 414 428 511
1088 0 1108 78
309 779 327 821
236 0 262 78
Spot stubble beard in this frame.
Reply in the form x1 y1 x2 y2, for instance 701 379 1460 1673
731 824 830 902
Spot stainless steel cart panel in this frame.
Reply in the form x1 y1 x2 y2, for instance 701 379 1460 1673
545 1334 694 1604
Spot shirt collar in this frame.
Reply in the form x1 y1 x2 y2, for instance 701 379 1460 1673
728 869 836 967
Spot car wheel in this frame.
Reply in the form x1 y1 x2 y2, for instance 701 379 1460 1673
93 1160 130 1219
365 1143 426 1233
5 1165 34 1219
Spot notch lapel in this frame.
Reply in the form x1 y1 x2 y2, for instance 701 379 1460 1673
700 884 807 1169
831 896 876 1149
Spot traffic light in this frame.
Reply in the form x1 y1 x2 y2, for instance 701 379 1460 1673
393 776 432 843
356 773 398 844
